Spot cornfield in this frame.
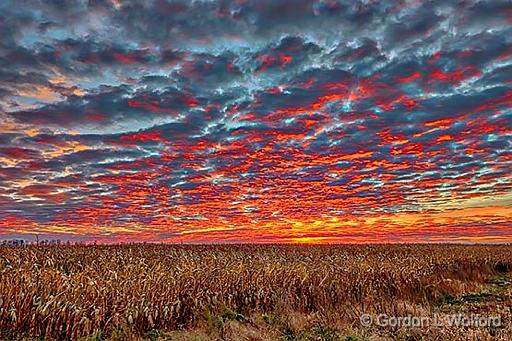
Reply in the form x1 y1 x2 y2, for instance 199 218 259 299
0 244 511 340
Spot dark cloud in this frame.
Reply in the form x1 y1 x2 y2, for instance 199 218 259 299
0 0 510 242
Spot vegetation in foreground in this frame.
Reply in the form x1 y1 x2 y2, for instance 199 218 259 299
0 244 511 340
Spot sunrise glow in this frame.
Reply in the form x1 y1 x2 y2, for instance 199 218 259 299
0 0 511 243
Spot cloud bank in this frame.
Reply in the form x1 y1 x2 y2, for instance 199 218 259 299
0 0 511 243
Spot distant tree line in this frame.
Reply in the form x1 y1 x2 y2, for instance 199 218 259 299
1 239 27 246
0 239 75 246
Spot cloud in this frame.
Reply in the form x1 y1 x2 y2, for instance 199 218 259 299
0 0 511 242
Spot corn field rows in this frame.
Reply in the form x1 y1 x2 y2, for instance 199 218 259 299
0 244 510 339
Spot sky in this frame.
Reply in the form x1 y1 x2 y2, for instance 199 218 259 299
0 0 511 244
